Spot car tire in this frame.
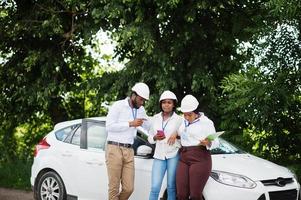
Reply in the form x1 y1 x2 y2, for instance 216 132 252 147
36 171 66 200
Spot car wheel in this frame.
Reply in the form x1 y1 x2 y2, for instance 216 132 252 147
36 171 66 200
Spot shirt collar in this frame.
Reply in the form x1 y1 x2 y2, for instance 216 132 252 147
124 97 131 106
124 97 144 110
160 111 175 120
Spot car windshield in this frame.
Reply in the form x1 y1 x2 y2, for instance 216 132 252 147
137 127 245 155
210 138 245 154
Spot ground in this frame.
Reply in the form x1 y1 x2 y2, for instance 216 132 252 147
0 187 34 200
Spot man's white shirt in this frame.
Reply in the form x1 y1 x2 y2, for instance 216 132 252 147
106 97 150 144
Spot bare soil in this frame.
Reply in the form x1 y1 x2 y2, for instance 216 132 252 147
0 187 34 200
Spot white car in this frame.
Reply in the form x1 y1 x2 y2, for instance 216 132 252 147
31 117 300 200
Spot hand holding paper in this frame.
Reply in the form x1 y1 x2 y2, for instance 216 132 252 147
206 131 224 142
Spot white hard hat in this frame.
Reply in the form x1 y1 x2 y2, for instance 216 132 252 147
131 82 150 100
159 90 177 102
180 94 199 112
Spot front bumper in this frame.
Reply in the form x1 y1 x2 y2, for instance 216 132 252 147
203 177 300 200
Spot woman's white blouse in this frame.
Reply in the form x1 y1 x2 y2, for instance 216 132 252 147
178 113 218 149
148 112 182 160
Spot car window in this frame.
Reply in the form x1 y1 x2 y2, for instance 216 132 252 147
210 138 245 154
71 127 81 146
87 122 107 150
55 124 79 141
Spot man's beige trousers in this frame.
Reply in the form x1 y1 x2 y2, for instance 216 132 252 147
105 144 135 200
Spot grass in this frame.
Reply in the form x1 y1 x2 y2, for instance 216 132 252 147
0 159 32 190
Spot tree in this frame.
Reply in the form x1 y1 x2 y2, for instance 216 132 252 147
221 24 301 164
0 0 105 160
90 0 272 121
0 0 100 124
1 0 295 164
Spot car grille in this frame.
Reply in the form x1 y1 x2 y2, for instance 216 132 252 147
269 189 297 200
261 178 294 187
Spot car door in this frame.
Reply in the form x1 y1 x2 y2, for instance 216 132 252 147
75 119 108 200
132 155 154 199
131 133 160 199
52 124 83 195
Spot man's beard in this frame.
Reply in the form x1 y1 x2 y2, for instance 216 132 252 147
132 97 140 109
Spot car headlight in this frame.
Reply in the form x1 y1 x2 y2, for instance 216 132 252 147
211 170 257 189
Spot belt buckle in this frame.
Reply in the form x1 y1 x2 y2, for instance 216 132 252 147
109 141 131 148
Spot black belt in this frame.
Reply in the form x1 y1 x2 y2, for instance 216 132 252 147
107 141 132 148
180 145 207 152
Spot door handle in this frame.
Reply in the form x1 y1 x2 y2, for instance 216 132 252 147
61 151 72 157
86 161 104 166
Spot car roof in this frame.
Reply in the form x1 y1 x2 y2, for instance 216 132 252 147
53 117 106 131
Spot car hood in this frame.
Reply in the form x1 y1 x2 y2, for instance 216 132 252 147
212 153 293 181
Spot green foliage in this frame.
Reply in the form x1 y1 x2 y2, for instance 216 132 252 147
90 0 271 122
0 0 273 133
1 0 84 125
0 159 32 190
0 0 116 161
15 116 53 160
288 164 301 183
221 24 301 164
0 120 18 162
267 0 301 20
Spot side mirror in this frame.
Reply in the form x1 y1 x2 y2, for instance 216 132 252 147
137 145 152 156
